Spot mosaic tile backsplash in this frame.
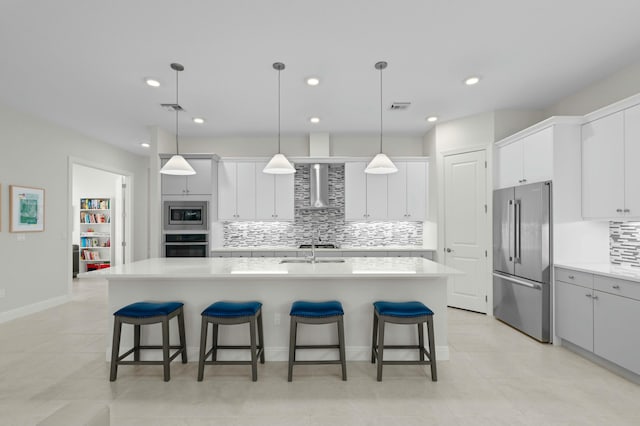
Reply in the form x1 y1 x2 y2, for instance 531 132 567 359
223 164 423 248
610 221 640 267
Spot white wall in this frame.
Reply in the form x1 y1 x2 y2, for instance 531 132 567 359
0 103 149 321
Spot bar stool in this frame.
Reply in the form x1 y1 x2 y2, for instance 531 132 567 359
197 301 264 382
288 300 347 381
110 301 187 382
371 300 437 382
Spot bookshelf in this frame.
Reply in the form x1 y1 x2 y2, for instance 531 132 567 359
79 198 113 273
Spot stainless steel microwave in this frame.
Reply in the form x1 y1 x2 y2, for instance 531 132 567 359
163 201 208 231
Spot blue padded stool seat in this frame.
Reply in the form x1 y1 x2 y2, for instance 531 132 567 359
373 301 433 318
198 301 265 382
203 301 262 318
371 300 437 382
288 300 347 381
110 301 187 382
290 300 344 318
115 301 184 318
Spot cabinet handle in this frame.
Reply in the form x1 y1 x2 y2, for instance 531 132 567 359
568 275 574 279
616 209 623 213
585 293 592 298
624 209 630 213
592 295 599 300
522 179 527 183
612 285 620 289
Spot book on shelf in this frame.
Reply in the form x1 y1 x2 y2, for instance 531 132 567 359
80 199 110 210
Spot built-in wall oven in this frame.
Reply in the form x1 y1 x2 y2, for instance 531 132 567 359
164 233 209 257
163 200 208 231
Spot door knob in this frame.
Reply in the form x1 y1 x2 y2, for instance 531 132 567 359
446 248 452 253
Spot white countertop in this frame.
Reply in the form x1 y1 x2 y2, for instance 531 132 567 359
210 246 435 252
555 262 640 283
82 257 461 280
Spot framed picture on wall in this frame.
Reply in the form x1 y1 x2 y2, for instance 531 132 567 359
10 185 45 232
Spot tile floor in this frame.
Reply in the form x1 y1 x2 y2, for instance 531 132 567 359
1 278 639 425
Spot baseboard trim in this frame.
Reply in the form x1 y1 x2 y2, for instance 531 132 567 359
0 294 72 324
560 338 640 384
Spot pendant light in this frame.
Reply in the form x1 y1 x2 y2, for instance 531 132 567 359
160 62 196 176
365 61 398 174
263 62 296 174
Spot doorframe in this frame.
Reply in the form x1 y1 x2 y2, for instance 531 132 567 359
438 145 493 315
67 156 134 293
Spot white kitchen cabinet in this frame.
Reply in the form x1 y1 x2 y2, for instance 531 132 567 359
161 157 213 195
344 161 388 221
582 112 625 218
495 127 553 189
582 103 640 219
388 161 427 221
217 161 256 220
255 161 294 220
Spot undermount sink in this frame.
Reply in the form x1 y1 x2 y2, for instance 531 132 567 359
280 258 345 264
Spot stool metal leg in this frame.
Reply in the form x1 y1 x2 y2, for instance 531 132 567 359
418 322 425 361
109 317 122 382
162 317 170 382
376 316 385 382
371 312 378 364
287 316 297 382
133 324 141 362
257 310 265 364
427 317 437 381
178 309 188 363
197 317 208 381
337 316 347 381
250 316 258 382
211 323 219 361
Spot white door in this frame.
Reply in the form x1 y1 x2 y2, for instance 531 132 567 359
345 162 367 220
496 141 522 189
235 162 256 220
185 158 213 195
274 173 294 220
444 150 488 312
624 104 640 217
521 127 553 185
387 162 407 220
406 162 427 221
217 161 237 220
255 161 275 220
366 174 388 220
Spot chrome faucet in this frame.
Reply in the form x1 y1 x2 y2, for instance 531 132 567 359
309 230 320 263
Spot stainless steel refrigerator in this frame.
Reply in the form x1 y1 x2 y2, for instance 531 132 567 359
493 181 551 342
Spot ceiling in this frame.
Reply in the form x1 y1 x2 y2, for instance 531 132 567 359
2 1 640 155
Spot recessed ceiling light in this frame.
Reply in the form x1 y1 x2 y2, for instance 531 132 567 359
140 142 150 148
193 117 205 124
145 78 160 87
464 76 480 86
306 77 320 86
426 116 438 123
310 117 320 124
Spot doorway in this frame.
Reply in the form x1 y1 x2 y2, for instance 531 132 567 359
71 162 132 276
443 149 488 313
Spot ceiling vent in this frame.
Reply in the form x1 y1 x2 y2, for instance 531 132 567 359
161 103 184 112
390 102 411 110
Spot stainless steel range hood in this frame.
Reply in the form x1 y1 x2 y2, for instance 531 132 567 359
308 163 331 209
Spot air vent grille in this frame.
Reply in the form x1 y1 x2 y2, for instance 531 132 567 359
161 103 184 112
390 102 411 110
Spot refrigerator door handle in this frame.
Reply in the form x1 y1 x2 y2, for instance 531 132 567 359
508 199 514 262
514 199 521 264
493 272 542 290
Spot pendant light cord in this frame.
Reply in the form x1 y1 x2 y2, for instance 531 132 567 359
175 67 180 155
277 66 281 154
379 64 383 154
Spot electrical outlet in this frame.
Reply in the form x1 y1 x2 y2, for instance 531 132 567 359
0 289 5 298
274 313 281 325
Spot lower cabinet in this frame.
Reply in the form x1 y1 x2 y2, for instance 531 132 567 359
555 267 640 375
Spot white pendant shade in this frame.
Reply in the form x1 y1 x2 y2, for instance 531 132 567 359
263 153 296 174
160 154 196 175
365 153 398 174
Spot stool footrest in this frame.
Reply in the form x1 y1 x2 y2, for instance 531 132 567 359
202 360 261 366
294 344 341 350
116 345 185 362
291 360 344 365
377 360 433 366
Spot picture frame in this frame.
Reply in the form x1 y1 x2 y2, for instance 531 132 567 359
10 185 45 233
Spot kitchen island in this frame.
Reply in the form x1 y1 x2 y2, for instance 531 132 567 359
84 257 460 362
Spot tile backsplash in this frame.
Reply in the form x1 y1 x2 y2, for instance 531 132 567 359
610 221 640 267
222 164 423 248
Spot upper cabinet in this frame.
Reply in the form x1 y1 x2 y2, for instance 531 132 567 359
387 162 427 221
161 156 214 196
345 160 428 221
582 102 640 219
255 161 295 220
495 126 553 189
218 160 295 221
